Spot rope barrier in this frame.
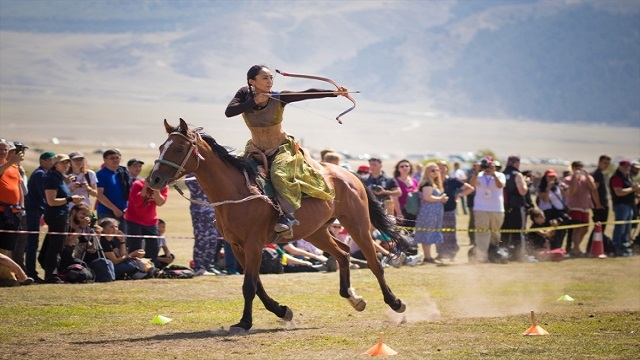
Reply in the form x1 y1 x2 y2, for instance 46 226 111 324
1 219 638 240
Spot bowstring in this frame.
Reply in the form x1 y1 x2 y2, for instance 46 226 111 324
267 93 340 123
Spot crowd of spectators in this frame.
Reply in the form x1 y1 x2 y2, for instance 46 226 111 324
1 137 639 286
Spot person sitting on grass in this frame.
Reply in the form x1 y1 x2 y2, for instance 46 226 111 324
527 209 564 261
0 253 33 287
154 219 174 269
94 218 144 280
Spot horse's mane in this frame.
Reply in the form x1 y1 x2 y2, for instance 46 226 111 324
169 125 256 181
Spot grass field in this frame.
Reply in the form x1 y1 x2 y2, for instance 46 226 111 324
2 186 640 359
4 144 640 359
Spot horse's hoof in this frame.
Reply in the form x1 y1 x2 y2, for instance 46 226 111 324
228 325 248 335
395 300 407 313
281 306 294 322
349 297 367 312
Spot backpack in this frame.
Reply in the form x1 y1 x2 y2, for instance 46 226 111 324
260 247 284 274
60 259 95 283
83 233 115 282
157 265 195 279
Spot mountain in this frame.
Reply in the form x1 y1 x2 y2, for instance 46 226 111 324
0 0 639 127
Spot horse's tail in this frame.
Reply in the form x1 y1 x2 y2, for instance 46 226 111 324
366 186 412 255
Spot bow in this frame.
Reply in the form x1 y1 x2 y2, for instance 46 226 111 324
276 69 356 124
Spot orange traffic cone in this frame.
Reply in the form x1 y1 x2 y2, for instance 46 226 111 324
363 333 398 356
522 311 549 336
590 222 607 259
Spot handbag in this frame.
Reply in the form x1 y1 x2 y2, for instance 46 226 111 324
405 191 420 215
84 233 115 282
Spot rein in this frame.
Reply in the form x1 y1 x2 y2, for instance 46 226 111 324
156 128 278 210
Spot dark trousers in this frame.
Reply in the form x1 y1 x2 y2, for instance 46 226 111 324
501 206 526 261
468 207 475 245
25 207 43 277
126 220 159 263
42 214 68 279
587 207 609 252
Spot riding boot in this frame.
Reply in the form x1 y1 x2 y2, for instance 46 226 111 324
274 212 299 233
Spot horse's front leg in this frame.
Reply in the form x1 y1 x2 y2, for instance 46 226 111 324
228 244 261 333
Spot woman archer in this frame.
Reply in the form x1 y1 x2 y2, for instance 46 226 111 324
225 64 350 234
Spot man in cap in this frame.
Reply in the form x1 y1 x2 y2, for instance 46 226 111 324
609 160 640 256
127 158 145 181
0 139 25 258
23 150 56 281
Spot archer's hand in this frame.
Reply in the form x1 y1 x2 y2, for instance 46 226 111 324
335 87 349 96
253 92 270 106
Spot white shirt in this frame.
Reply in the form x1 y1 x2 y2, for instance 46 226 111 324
473 171 506 212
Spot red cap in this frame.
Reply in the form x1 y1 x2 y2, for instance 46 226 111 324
619 159 631 166
357 165 370 173
544 169 557 177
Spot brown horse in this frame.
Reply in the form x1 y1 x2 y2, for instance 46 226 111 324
147 118 410 333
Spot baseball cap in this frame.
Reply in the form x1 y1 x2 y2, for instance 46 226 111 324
68 151 85 159
357 165 370 173
0 139 16 150
13 141 28 149
544 169 557 177
368 157 382 163
631 161 640 169
39 151 56 161
619 159 631 166
127 158 144 167
53 154 71 164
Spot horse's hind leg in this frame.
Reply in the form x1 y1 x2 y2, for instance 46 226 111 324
305 230 365 311
341 219 406 313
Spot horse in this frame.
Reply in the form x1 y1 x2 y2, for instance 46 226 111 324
147 118 411 333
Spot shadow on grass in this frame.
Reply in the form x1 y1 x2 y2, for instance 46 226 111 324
74 326 319 344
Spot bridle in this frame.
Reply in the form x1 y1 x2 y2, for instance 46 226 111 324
154 129 203 183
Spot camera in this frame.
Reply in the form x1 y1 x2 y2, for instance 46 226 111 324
89 215 97 228
480 159 490 169
371 185 383 192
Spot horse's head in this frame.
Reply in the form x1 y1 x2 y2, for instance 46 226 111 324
147 118 201 189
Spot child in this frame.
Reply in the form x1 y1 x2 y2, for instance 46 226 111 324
155 219 175 269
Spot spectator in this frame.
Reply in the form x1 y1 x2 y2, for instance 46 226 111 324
94 217 143 280
392 159 418 227
356 165 370 180
11 142 29 271
536 169 570 249
42 154 84 283
0 139 24 259
60 202 95 269
0 253 33 287
127 158 145 181
279 241 327 272
500 156 529 262
413 163 423 183
67 151 98 208
23 150 55 281
526 209 564 261
124 178 168 265
155 219 174 269
466 160 482 245
185 175 221 276
321 152 341 165
564 161 597 257
587 155 612 252
609 160 639 256
437 161 474 262
450 162 468 215
96 149 131 233
363 157 400 215
413 162 448 264
469 157 505 263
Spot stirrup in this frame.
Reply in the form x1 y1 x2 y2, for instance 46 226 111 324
274 214 299 233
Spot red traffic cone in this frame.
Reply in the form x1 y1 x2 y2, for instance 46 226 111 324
590 222 607 259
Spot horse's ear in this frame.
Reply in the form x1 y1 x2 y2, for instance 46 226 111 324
163 119 173 133
179 118 189 133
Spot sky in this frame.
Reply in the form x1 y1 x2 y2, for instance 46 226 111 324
0 0 638 162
